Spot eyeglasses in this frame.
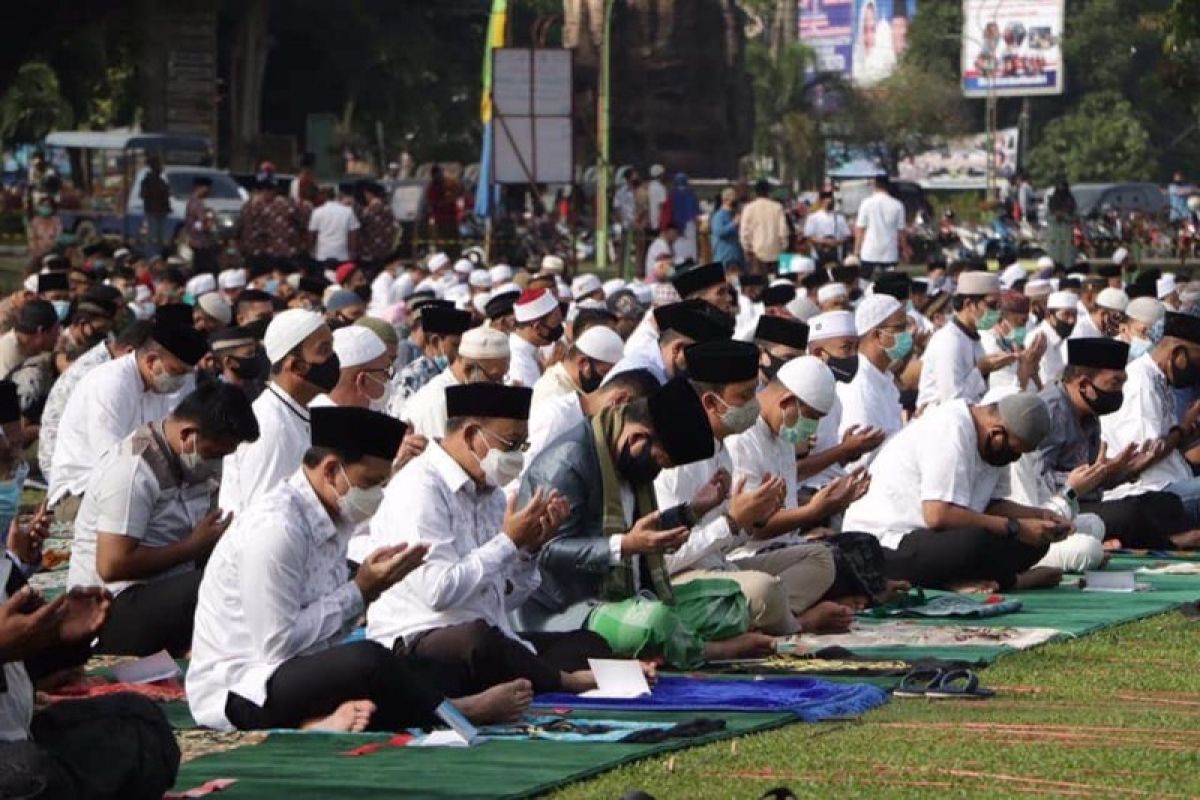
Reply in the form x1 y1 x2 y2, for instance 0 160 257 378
478 426 529 453
365 365 396 381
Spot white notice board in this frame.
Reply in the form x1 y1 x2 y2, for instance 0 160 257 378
492 48 573 184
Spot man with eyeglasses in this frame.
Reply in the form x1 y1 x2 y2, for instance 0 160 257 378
401 327 511 440
310 326 394 412
917 271 1016 411
366 384 617 695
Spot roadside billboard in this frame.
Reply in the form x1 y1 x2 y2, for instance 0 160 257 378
961 0 1065 97
798 0 917 86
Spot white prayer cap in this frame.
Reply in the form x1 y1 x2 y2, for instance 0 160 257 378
332 325 386 368
630 282 653 305
603 278 626 297
576 298 607 312
788 255 816 276
22 274 37 293
1096 287 1129 312
1125 297 1164 327
135 285 152 303
389 274 415 304
854 294 902 335
816 283 848 304
1024 278 1053 299
1158 275 1178 299
808 310 856 342
453 258 474 275
468 269 491 289
494 281 521 296
428 252 451 272
489 264 513 285
113 247 131 260
1036 255 1056 272
444 284 471 306
472 292 491 317
1050 278 1060 291
955 271 1001 296
264 308 325 364
514 288 559 322
572 273 603 299
999 263 1026 289
777 355 836 415
557 280 572 301
438 273 460 294
459 326 509 359
1111 247 1129 265
786 294 820 322
540 255 566 275
197 293 231 325
575 325 625 364
649 164 665 178
219 268 247 290
187 273 217 297
415 277 440 296
1047 290 1078 311
843 254 861 268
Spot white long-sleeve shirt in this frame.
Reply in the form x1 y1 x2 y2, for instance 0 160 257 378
366 442 540 650
38 340 112 480
654 439 744 574
916 319 986 410
837 354 902 472
400 368 460 440
218 384 311 515
188 470 364 731
800 394 844 490
49 353 193 504
1100 353 1193 499
726 415 803 556
1032 320 1067 387
507 333 543 389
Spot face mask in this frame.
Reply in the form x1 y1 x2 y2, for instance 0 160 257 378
264 279 279 295
151 363 188 394
231 351 269 381
37 206 52 218
180 434 223 483
51 300 71 322
616 437 661 484
243 316 271 340
364 372 393 413
1052 319 1075 340
825 354 859 383
541 322 565 344
1082 381 1124 416
977 307 1001 331
981 429 1020 466
884 330 913 362
478 445 525 488
303 352 341 392
1128 337 1152 360
780 406 819 444
578 362 603 394
1006 326 1027 347
433 353 450 370
714 395 760 435
337 464 384 524
0 462 29 537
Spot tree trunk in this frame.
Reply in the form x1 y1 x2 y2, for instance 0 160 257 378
229 0 269 171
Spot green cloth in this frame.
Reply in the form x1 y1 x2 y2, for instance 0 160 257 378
588 578 748 669
592 406 672 603
172 710 792 800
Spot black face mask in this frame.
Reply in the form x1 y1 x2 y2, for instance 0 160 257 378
761 354 788 382
825 354 859 383
329 315 352 331
231 351 269 381
981 429 1020 467
578 361 603 394
1100 313 1120 338
1171 349 1200 388
1082 381 1123 416
302 352 341 392
616 438 661 484
541 322 565 344
1052 319 1074 340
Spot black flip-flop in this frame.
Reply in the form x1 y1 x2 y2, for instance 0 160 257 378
893 667 944 698
925 668 995 700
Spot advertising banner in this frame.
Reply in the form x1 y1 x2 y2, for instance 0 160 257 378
961 0 1065 97
799 0 917 86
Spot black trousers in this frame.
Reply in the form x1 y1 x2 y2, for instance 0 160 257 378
407 620 612 694
882 527 1048 590
95 570 203 658
1080 491 1187 550
224 640 445 732
0 694 179 800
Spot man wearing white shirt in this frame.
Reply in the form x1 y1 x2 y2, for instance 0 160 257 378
311 326 393 411
1071 286 1126 340
647 164 668 234
658 342 851 634
1100 312 1200 539
49 315 205 516
68 384 259 656
531 325 624 411
401 327 510 441
218 310 340 515
604 299 732 386
917 271 1013 410
643 226 680 280
804 191 851 265
308 185 360 262
980 291 1047 394
189 406 533 733
507 288 564 389
853 175 907 271
839 295 910 471
1034 291 1078 386
842 394 1066 591
368 384 616 694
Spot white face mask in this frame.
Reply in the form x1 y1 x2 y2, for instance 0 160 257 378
151 362 188 394
364 372 392 413
473 428 525 487
337 464 384 524
180 434 223 483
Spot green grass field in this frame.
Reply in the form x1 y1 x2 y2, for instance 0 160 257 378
551 613 1200 799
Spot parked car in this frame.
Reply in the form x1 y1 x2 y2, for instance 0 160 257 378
126 165 247 245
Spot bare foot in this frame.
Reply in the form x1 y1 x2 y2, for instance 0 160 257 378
560 670 597 694
301 699 376 733
876 579 912 604
798 600 855 634
828 594 869 613
1013 566 1062 590
452 679 533 725
946 579 1000 594
640 661 658 687
1102 538 1123 551
1169 530 1200 549
702 632 776 662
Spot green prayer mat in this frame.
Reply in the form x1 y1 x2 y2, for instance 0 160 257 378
171 710 793 799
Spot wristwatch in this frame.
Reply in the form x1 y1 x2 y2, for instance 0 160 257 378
1005 518 1021 540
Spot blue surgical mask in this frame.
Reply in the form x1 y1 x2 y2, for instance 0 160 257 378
1007 326 1027 347
183 293 196 307
780 412 819 444
264 279 280 295
51 300 71 321
433 354 450 370
885 330 914 361
1129 337 1152 360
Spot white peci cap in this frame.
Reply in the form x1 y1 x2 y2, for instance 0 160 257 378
574 325 625 364
777 355 836 415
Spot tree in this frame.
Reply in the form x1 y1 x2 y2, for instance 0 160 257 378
0 62 74 145
901 0 963 78
831 62 968 176
1027 91 1156 183
746 41 830 186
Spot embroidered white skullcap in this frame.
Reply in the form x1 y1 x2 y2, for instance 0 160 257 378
459 326 510 359
1096 287 1129 312
264 308 325 364
187 273 217 297
1125 297 1163 327
854 294 902 335
468 269 491 289
603 278 626 297
1047 290 1078 311
808 310 856 342
786 294 820 322
777 355 836 415
218 268 247 290
453 258 473 275
197 293 231 325
427 252 450 272
489 264 513 285
1024 278 1052 298
816 283 848 304
999 263 1026 289
540 255 565 275
1158 275 1178 299
332 325 386 368
575 326 624 364
572 274 603 299
955 271 1001 295
513 288 559 322
1036 255 1056 272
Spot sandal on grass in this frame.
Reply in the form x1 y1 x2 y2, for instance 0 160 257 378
893 667 944 698
925 668 995 700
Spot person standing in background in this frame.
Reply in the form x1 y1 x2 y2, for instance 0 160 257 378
140 155 172 258
740 180 789 276
710 188 744 268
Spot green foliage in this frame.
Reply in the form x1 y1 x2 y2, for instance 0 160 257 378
0 62 74 145
901 0 963 78
1027 91 1156 183
746 41 828 186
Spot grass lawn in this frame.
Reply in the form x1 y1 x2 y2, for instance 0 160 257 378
550 613 1200 799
